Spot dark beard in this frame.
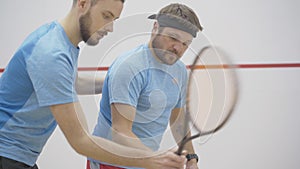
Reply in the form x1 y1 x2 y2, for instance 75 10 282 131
79 11 92 44
152 35 179 65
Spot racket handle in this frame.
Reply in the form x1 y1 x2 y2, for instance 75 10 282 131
176 142 185 155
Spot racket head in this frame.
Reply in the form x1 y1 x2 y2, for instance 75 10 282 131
186 45 239 137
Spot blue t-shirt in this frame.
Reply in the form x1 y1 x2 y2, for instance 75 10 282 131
91 44 187 168
0 21 79 166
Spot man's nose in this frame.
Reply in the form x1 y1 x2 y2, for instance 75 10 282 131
105 22 114 32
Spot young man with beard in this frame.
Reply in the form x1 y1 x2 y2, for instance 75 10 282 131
89 3 203 169
0 0 187 169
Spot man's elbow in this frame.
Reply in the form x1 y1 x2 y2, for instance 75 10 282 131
67 133 91 156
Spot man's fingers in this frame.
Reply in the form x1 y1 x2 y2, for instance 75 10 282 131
162 151 186 169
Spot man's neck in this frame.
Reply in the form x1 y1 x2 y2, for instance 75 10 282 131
148 42 163 64
59 11 82 47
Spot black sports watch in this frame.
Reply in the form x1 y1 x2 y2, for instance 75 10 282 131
186 153 199 163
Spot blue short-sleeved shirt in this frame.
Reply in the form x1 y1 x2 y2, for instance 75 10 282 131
91 44 187 168
0 21 79 166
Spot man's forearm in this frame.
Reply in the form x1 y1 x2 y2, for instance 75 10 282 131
111 128 153 151
171 126 195 154
110 103 153 151
77 132 153 167
52 102 186 169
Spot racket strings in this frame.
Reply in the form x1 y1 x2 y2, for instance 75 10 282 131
188 46 238 137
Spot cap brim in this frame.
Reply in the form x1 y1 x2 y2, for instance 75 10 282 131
147 14 157 19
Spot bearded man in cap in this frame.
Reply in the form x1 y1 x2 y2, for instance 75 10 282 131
88 3 203 169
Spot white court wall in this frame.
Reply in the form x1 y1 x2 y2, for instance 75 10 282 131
1 0 300 169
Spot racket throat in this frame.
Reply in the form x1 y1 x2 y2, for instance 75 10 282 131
176 135 191 155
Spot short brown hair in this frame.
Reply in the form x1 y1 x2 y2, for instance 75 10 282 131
73 0 125 7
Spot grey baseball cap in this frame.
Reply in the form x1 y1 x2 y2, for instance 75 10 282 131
148 3 203 37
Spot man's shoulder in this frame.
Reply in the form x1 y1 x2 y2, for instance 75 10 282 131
112 44 149 69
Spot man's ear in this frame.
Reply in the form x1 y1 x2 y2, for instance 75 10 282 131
152 22 159 34
76 0 90 13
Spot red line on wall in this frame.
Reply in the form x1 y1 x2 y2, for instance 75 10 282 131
0 63 300 73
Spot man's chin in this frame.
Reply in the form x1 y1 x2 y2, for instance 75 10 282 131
164 60 177 65
164 55 179 65
86 39 100 46
160 57 178 65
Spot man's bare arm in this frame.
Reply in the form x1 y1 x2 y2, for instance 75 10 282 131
170 108 198 165
50 102 186 169
75 74 104 95
110 103 153 151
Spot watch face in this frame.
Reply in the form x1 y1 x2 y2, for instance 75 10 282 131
186 154 199 162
